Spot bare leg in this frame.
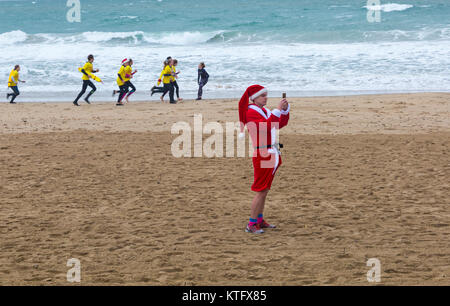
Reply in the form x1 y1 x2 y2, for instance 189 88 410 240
250 189 269 220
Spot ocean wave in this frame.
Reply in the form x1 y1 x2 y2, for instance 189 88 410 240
0 30 28 45
81 31 145 44
143 31 233 45
2 39 450 101
0 30 248 46
365 3 414 12
362 28 450 41
2 25 450 48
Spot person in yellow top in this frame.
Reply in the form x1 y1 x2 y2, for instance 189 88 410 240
150 59 168 98
112 58 131 106
150 58 176 103
161 59 182 102
73 54 101 106
123 59 137 103
7 65 25 104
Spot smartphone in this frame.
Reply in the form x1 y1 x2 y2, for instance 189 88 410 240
282 93 286 99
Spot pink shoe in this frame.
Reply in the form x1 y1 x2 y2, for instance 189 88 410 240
245 224 264 234
259 219 276 229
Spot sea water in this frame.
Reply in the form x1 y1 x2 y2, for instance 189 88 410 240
0 0 449 101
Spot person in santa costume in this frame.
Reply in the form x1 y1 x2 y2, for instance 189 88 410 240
239 85 290 234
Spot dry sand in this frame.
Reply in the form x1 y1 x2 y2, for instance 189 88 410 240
0 93 449 285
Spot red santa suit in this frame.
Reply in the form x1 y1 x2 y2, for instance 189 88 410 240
239 85 290 192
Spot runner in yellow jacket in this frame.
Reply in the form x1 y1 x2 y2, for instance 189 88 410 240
112 58 131 106
73 54 102 106
161 59 182 102
6 65 25 104
151 58 176 103
123 59 137 103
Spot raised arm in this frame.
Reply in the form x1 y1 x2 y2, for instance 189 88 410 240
279 103 290 129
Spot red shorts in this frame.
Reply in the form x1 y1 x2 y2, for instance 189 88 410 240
251 152 282 192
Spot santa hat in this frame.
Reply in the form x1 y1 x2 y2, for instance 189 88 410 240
122 58 129 64
238 85 267 138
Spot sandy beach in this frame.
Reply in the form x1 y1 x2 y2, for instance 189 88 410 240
0 92 449 285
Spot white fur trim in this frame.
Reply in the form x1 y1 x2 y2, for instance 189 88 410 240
248 105 268 119
273 149 280 174
267 146 280 175
271 127 276 148
250 88 267 101
264 107 272 117
271 109 281 118
281 103 290 115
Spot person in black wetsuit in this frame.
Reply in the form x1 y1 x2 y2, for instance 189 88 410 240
196 62 209 100
171 59 182 101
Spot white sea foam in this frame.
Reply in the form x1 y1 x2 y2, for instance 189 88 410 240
0 30 27 45
81 31 146 43
365 3 414 12
4 26 450 48
142 31 227 45
1 30 450 101
0 30 236 46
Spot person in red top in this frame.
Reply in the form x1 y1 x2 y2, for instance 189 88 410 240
239 85 290 234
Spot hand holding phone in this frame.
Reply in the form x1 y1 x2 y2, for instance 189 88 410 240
280 93 288 111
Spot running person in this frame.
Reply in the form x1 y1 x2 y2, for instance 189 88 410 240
171 59 182 101
161 59 180 101
151 59 176 103
238 85 290 234
6 65 25 104
73 54 101 106
124 59 137 103
112 58 130 106
150 60 167 97
150 58 172 98
196 62 209 100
